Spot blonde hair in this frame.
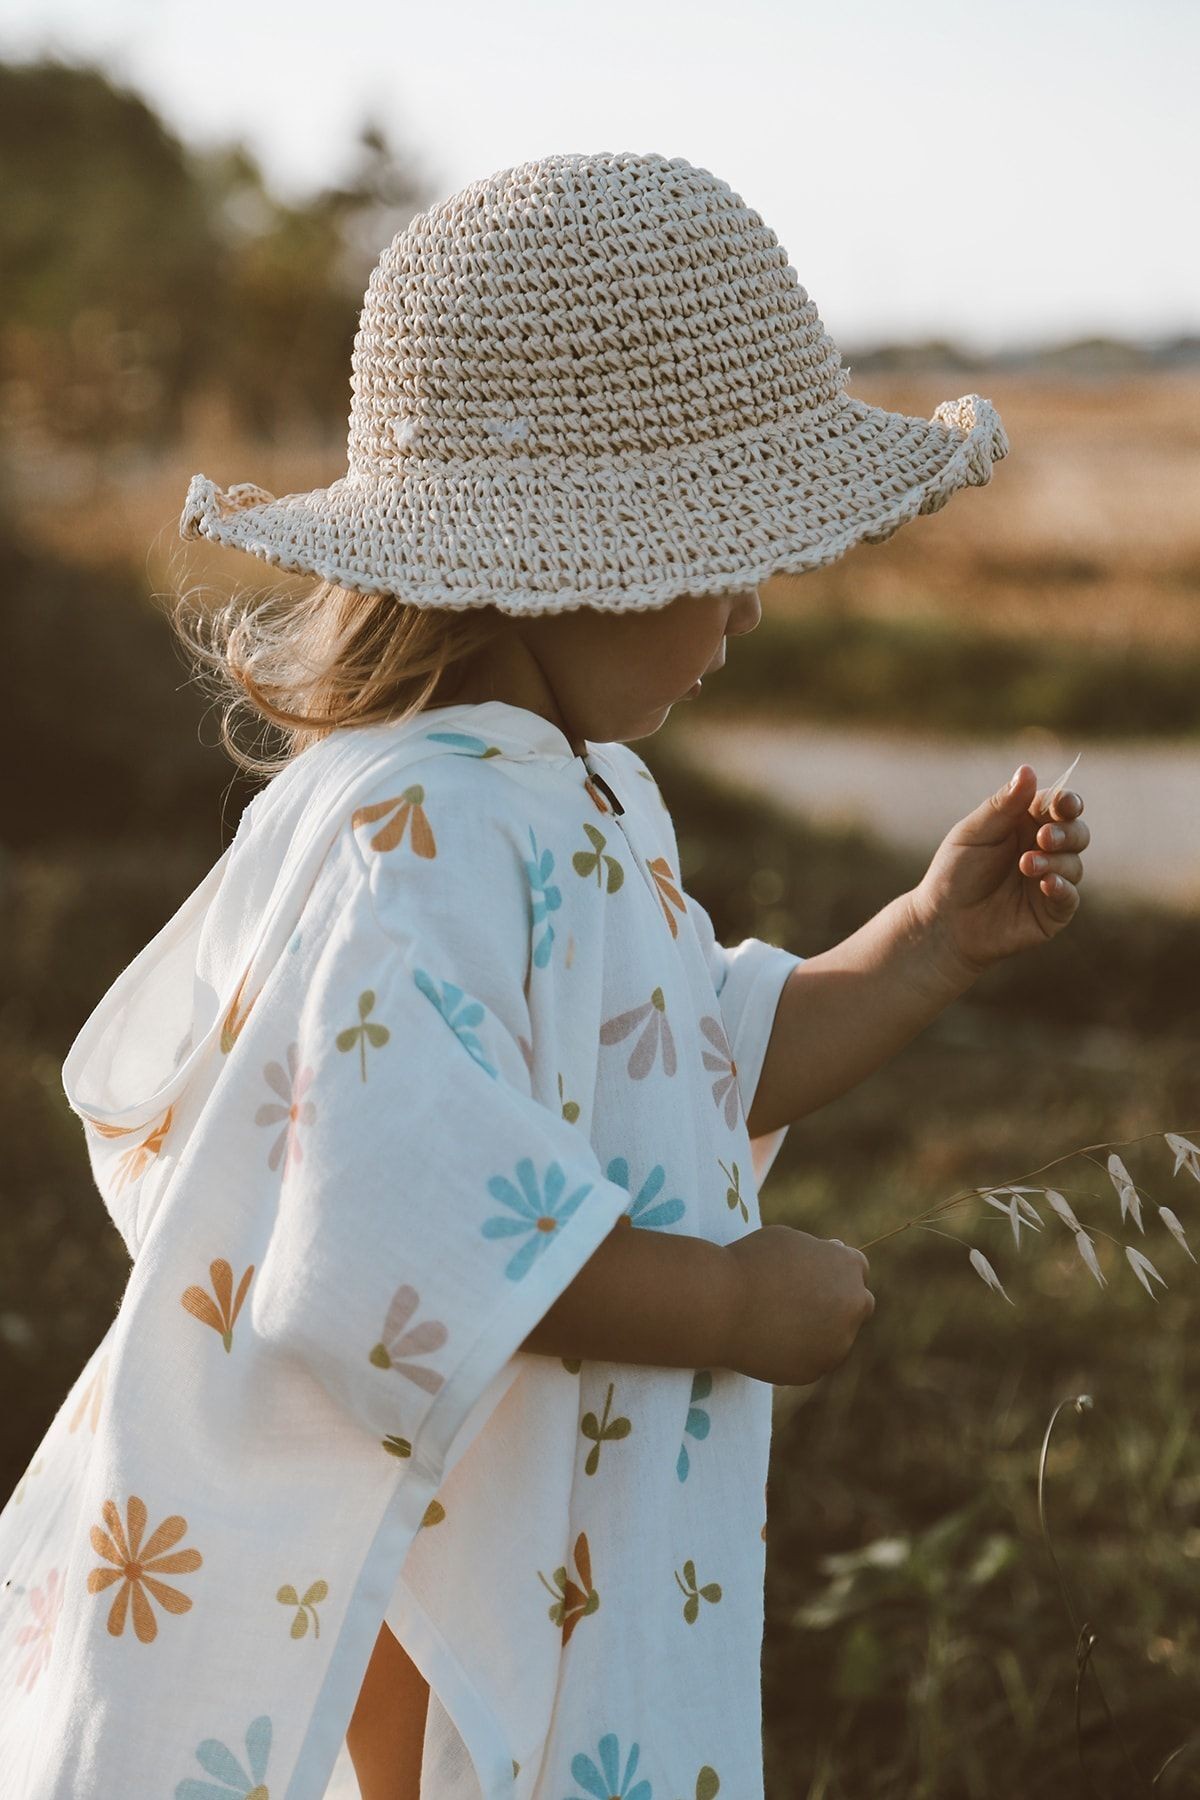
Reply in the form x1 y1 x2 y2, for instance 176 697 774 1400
166 574 511 781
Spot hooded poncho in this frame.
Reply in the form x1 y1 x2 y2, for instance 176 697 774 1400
0 698 804 1800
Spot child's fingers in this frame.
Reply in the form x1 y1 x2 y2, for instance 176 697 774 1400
1047 789 1084 821
1035 817 1091 853
1020 849 1085 885
1040 872 1080 910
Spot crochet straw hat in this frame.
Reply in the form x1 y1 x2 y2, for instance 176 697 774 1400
179 150 1008 615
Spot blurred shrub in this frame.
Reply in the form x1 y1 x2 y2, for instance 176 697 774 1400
703 609 1200 739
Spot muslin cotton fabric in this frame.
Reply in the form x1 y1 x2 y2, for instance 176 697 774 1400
0 698 803 1800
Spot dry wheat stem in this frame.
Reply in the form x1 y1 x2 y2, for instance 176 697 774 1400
855 1123 1200 1253
1038 1394 1153 1797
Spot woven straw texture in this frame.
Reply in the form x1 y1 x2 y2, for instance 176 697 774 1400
180 151 1008 614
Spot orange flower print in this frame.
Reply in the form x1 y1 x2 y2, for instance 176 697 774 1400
700 1015 741 1128
87 1496 202 1642
14 1566 64 1692
68 1354 108 1434
220 965 258 1053
255 1044 315 1173
181 1258 255 1353
111 1106 174 1195
647 856 686 938
351 784 436 856
600 985 677 1079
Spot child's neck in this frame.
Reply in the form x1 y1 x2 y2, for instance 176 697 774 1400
436 637 587 758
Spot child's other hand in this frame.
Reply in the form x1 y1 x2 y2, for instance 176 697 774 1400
910 765 1090 979
723 1225 875 1386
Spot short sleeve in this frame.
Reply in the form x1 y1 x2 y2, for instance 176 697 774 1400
685 887 804 1188
249 768 636 1487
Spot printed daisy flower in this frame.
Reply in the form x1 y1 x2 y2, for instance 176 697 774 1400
481 1156 592 1280
525 828 562 968
368 1283 449 1391
422 729 502 758
175 1713 273 1800
68 1353 108 1434
219 964 257 1054
350 783 436 856
14 1565 64 1692
180 1257 255 1354
413 968 498 1077
676 1371 713 1482
110 1105 174 1195
647 855 686 937
606 1156 686 1231
86 1495 202 1642
569 1732 652 1800
254 1043 316 1173
699 1015 740 1127
599 985 677 1079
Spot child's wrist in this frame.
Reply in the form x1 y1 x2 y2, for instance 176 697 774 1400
899 887 984 997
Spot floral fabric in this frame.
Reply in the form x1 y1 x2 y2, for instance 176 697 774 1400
0 699 803 1799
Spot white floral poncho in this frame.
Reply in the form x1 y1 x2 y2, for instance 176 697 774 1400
0 698 803 1800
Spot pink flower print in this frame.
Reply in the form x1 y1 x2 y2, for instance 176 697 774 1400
255 1044 316 1173
700 1014 741 1127
368 1284 449 1393
599 985 676 1080
15 1566 64 1692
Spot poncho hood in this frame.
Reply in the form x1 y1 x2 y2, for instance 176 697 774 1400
61 700 589 1257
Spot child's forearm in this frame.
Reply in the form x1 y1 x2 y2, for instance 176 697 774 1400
746 890 980 1138
519 1219 739 1370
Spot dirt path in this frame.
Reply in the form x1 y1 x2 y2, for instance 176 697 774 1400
668 715 1200 914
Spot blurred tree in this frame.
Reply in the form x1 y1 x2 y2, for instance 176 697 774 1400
0 56 432 452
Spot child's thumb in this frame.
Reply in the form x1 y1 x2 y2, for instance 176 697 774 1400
996 764 1035 806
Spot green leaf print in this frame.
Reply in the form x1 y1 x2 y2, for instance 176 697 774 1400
718 1158 748 1224
558 1070 581 1123
674 1772 722 1800
580 1382 633 1475
381 1434 412 1459
572 821 624 892
674 1559 722 1625
336 989 390 1082
276 1578 328 1640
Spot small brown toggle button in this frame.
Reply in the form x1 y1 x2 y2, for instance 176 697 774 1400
585 765 624 814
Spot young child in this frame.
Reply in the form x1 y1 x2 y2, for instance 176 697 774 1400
0 152 1089 1800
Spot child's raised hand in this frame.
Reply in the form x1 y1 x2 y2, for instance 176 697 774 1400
910 762 1090 978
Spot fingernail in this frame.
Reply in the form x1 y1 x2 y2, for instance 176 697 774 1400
1007 767 1023 792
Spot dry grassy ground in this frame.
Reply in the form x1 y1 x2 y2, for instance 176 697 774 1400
11 371 1200 656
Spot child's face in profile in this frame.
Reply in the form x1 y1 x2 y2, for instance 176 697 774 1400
501 587 762 748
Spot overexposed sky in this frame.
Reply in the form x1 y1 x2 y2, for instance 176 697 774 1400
4 0 1196 353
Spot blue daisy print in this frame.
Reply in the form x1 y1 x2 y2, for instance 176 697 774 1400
481 1156 591 1280
174 1712 272 1799
607 1157 686 1231
676 1370 713 1482
413 967 498 1077
423 730 501 757
568 1732 652 1800
525 827 562 968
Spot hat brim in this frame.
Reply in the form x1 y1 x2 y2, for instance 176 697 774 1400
179 391 1007 614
